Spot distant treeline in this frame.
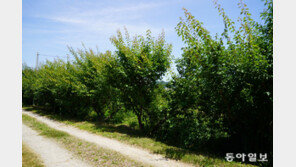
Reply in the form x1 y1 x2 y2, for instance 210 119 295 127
23 1 272 166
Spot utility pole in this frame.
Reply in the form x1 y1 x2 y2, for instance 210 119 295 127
35 52 39 71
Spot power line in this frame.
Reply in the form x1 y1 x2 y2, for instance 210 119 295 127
34 52 74 68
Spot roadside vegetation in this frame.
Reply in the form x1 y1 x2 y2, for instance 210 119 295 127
24 106 256 167
22 114 146 167
22 143 44 167
22 0 272 167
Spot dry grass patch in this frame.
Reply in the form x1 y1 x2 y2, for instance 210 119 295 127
22 143 44 167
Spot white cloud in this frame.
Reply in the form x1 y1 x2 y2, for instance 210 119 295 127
79 2 163 17
23 0 178 60
37 1 173 36
48 17 85 24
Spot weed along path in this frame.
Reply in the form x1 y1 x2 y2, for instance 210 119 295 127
23 110 194 167
22 124 91 167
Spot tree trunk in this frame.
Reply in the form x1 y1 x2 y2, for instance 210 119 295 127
137 114 144 130
94 106 104 120
132 105 144 130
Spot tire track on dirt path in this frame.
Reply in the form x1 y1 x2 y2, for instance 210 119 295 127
23 110 194 167
22 124 91 167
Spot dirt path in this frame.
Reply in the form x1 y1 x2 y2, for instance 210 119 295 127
23 110 194 167
22 124 91 167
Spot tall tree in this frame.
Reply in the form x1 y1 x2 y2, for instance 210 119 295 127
108 29 172 130
172 0 273 155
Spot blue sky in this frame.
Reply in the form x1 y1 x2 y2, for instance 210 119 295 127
23 0 266 79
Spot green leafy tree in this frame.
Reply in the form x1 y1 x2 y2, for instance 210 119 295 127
108 29 172 130
69 47 119 119
23 47 119 119
169 0 272 157
22 64 37 105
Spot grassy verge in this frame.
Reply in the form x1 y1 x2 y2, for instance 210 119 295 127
23 106 257 167
22 143 44 167
22 113 146 167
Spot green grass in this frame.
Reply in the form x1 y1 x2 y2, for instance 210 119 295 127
23 106 257 167
22 143 44 167
22 113 146 167
22 113 69 138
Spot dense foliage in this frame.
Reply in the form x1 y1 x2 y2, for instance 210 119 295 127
156 0 272 165
22 1 272 166
108 30 172 130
